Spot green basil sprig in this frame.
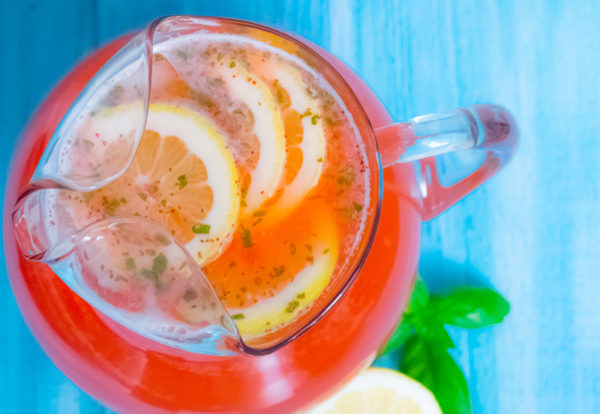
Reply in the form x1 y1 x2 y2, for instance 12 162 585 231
379 277 510 414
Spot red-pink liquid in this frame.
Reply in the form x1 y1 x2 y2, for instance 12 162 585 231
3 35 420 413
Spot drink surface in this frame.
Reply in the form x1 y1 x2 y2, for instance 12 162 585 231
58 32 371 341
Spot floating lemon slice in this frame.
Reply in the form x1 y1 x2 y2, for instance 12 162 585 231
215 62 286 215
78 103 240 265
256 61 327 222
203 200 338 337
308 368 442 414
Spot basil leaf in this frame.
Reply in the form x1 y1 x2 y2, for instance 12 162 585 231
401 335 472 414
379 277 429 356
408 276 429 312
414 317 454 349
379 317 413 356
429 287 510 329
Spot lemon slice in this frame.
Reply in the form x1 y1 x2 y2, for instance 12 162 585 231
308 368 442 414
203 200 338 337
257 61 327 221
215 63 286 215
229 220 338 337
75 103 240 264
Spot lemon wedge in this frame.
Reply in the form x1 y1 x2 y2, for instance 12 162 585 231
308 368 442 414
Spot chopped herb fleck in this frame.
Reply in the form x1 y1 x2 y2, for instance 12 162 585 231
152 252 168 276
317 157 323 163
253 210 266 217
353 202 363 212
103 84 124 106
231 313 245 320
140 268 158 282
229 61 236 68
300 108 313 118
296 292 306 299
323 248 330 254
155 234 171 246
138 192 147 201
119 196 127 204
104 198 121 215
176 49 188 60
305 243 313 252
273 265 285 277
125 257 136 270
82 192 94 204
285 300 300 313
192 223 211 234
240 199 248 207
190 89 215 109
241 226 252 248
183 289 198 302
311 114 320 125
337 167 356 187
176 174 188 189
161 199 167 207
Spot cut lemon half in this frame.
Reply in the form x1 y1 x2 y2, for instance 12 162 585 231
215 62 286 215
256 60 327 222
77 103 240 264
203 199 338 337
308 368 442 414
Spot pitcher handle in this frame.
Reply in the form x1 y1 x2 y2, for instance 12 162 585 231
375 104 518 220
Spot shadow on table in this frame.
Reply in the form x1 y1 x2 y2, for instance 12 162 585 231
418 249 495 294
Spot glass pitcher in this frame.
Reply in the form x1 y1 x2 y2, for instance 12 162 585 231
4 16 517 413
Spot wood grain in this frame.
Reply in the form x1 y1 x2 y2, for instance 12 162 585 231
1 0 599 412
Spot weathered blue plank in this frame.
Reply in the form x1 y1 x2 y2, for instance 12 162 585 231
1 0 599 413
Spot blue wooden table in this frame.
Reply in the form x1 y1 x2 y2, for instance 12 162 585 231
1 1 599 412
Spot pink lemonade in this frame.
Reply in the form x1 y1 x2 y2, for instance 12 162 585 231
4 20 420 413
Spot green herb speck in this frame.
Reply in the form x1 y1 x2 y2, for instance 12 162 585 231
317 157 323 163
242 226 252 248
337 167 356 187
192 223 211 234
155 234 171 246
353 202 363 212
152 253 168 276
138 192 147 201
176 174 188 189
285 300 300 313
253 210 266 217
311 114 320 125
229 61 236 68
296 292 306 299
323 248 330 254
231 313 245 320
183 289 198 302
176 49 188 60
125 257 136 270
161 199 167 207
